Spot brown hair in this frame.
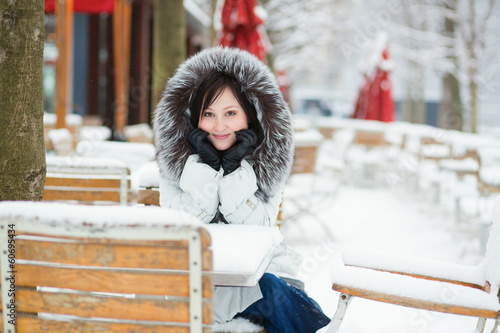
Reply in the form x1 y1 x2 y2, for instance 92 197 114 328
190 72 264 146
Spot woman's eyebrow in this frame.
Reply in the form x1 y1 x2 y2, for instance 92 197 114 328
223 105 241 110
205 105 241 111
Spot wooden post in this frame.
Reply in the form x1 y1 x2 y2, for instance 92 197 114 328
113 0 132 138
55 0 73 129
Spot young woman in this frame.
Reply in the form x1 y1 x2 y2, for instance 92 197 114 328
154 47 330 332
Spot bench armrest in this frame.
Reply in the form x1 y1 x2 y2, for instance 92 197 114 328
342 248 486 290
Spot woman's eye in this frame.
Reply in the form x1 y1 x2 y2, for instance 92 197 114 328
226 111 236 116
203 112 214 117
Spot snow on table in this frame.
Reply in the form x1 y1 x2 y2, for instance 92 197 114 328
440 157 479 172
46 155 129 171
206 224 282 286
44 112 83 126
331 264 500 312
76 141 155 171
137 161 161 187
79 126 112 142
123 123 153 142
0 201 201 230
293 115 313 131
480 166 500 186
445 130 497 156
47 128 72 144
294 128 323 146
341 248 485 287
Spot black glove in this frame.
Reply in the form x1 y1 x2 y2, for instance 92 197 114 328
222 129 258 175
188 128 221 171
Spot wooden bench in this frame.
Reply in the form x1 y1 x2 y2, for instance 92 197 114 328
327 198 500 333
43 113 82 151
0 201 213 332
351 129 390 148
43 156 132 205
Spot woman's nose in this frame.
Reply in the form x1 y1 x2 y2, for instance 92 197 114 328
214 118 226 131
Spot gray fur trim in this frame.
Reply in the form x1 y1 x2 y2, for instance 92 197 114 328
153 47 294 201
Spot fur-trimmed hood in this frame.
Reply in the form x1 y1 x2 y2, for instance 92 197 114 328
154 47 294 201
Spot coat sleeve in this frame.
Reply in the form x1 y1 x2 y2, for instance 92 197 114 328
159 154 223 223
219 159 282 226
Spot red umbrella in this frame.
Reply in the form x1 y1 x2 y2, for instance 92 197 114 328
216 0 269 62
352 34 394 122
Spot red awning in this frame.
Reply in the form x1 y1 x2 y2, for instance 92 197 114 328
45 0 114 14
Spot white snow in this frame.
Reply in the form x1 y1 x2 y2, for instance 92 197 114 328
279 124 500 333
341 248 486 287
123 123 154 143
0 201 200 228
213 317 264 333
47 128 72 144
294 129 323 146
137 162 161 187
46 155 128 170
484 196 500 290
79 126 112 142
480 166 500 186
440 157 479 172
76 141 156 172
44 112 82 126
205 224 281 274
330 265 499 311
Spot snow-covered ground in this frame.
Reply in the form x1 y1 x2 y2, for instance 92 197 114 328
280 138 497 332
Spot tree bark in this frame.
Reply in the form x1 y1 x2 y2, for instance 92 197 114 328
469 69 478 133
439 73 463 130
151 0 186 110
0 0 46 201
438 0 463 131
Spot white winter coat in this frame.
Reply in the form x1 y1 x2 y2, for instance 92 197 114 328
154 47 299 323
159 155 302 322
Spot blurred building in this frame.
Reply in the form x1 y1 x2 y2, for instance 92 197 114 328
43 0 211 128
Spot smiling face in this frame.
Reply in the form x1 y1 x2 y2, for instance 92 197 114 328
198 87 248 151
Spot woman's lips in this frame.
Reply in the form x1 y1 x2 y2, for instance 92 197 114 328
213 134 230 140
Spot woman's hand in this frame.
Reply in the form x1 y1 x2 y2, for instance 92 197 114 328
221 129 257 175
188 128 221 171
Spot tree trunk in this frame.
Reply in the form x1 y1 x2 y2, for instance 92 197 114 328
0 0 46 201
438 0 463 131
469 71 478 133
151 0 186 110
210 0 218 46
439 73 463 130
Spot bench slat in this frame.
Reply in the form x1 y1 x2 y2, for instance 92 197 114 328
16 264 213 299
138 188 160 206
346 266 486 291
17 288 213 324
291 146 318 174
352 131 389 147
16 239 212 271
45 177 130 188
43 189 131 203
333 284 499 318
14 313 212 333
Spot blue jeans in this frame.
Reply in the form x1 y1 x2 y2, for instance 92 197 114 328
235 273 330 333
